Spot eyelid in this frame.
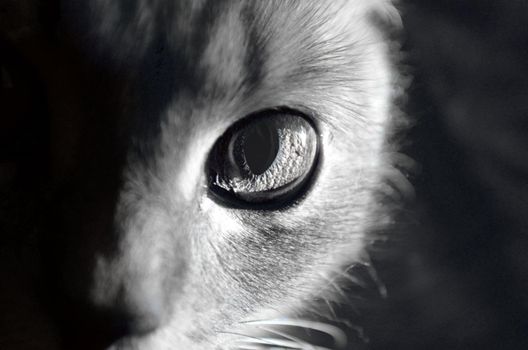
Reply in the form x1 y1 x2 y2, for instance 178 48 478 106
206 108 320 209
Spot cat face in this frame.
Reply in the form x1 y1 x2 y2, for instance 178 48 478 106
44 1 399 348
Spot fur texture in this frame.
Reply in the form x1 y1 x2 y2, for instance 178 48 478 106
3 1 528 350
1 1 402 349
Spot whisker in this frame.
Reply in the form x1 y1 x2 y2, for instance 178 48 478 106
219 331 281 348
316 272 349 301
240 319 347 349
235 338 306 349
361 251 388 298
220 330 305 349
254 325 318 348
235 346 261 350
338 266 370 289
323 298 338 320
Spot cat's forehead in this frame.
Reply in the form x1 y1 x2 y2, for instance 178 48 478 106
69 0 392 95
81 0 389 45
63 0 394 165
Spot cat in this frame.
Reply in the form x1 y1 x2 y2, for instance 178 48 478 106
0 0 405 349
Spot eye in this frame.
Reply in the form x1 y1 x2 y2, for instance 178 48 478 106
207 108 319 207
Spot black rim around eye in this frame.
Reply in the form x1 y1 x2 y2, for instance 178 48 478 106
206 108 319 209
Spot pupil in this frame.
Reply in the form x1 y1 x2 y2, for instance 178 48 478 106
242 122 279 175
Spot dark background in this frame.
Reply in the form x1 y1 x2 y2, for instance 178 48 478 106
365 1 528 349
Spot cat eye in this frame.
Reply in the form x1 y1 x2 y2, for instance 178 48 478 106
207 109 319 207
